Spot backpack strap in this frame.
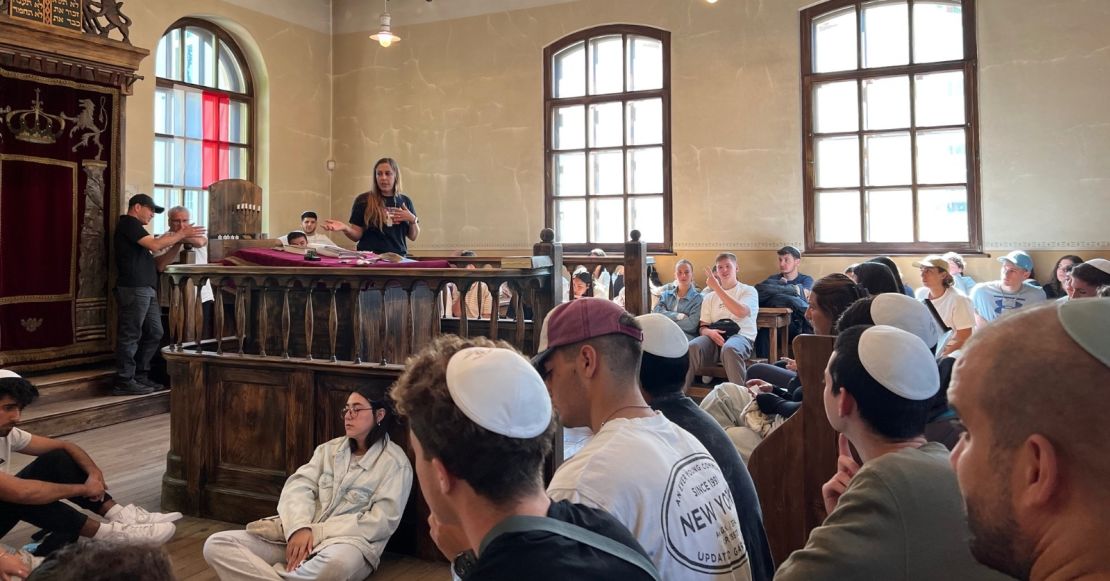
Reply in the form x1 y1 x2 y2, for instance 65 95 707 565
923 298 952 333
480 514 660 581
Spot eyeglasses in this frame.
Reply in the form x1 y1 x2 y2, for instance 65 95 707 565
341 406 372 418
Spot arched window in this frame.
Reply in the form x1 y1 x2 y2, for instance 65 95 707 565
152 18 253 231
544 25 671 253
802 0 980 254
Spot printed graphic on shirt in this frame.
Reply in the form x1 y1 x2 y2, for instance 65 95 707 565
662 453 748 574
991 294 1027 315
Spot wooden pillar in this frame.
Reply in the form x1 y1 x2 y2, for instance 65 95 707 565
623 230 649 315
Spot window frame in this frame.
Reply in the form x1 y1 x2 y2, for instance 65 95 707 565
153 18 255 230
543 24 672 254
801 0 982 255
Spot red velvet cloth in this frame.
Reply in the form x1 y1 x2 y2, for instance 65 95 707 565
221 247 451 269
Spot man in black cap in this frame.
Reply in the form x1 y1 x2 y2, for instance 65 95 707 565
114 194 204 394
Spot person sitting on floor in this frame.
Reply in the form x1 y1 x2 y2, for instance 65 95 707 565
651 259 702 339
636 313 773 581
774 326 1008 581
536 298 751 580
688 253 760 385
948 299 1110 581
698 274 868 460
390 335 658 581
203 388 412 580
970 250 1047 326
0 373 179 556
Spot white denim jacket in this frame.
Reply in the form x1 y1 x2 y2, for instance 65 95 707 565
277 434 413 570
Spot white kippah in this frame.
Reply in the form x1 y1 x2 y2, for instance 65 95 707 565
858 326 940 401
1058 298 1110 368
871 293 941 349
0 370 21 379
1087 258 1110 276
445 347 553 439
635 313 690 359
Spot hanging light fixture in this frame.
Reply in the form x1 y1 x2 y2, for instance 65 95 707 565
369 0 401 48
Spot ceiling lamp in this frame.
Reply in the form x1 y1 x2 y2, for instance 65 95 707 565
369 0 401 48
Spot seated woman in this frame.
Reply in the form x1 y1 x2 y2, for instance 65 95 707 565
570 270 593 300
203 388 413 581
324 157 419 256
700 273 867 460
1067 259 1110 300
1042 255 1083 299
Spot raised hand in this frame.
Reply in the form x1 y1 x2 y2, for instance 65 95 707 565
821 433 861 515
322 219 348 232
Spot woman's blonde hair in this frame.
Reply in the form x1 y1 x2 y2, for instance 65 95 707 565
361 157 403 230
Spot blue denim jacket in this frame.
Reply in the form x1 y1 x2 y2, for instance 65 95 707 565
653 283 703 338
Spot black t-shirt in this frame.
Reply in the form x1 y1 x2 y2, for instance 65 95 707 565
467 499 654 581
651 394 776 581
349 193 415 255
115 214 157 288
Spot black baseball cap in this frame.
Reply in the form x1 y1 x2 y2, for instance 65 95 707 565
128 193 165 214
777 245 802 259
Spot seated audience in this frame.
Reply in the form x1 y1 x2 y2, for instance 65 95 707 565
636 313 774 581
278 212 336 246
689 253 760 385
26 541 175 581
775 326 1007 580
0 374 179 555
913 255 975 356
760 246 814 296
589 248 612 298
537 299 752 579
851 261 901 296
868 256 914 296
652 259 703 339
943 252 976 296
284 231 308 247
391 335 658 581
699 274 868 459
1067 258 1110 300
203 388 412 580
445 252 494 320
1041 254 1083 299
948 299 1110 581
970 250 1047 326
571 270 594 300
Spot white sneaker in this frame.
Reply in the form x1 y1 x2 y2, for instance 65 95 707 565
110 504 183 525
94 521 176 545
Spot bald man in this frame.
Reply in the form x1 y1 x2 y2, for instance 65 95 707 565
948 299 1110 581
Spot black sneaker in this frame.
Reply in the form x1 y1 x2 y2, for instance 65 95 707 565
134 375 167 391
112 380 154 396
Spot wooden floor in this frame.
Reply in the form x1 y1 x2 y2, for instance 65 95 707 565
5 414 448 580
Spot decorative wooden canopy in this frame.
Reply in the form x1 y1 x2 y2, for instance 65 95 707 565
0 0 147 93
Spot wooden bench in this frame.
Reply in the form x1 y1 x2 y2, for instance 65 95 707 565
747 334 837 565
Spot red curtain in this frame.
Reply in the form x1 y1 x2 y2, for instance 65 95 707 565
202 92 229 188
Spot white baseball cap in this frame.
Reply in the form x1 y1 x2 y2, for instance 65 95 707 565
635 313 689 359
445 347 553 439
871 293 942 349
858 326 940 401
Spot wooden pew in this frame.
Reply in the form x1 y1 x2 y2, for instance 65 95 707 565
747 334 837 566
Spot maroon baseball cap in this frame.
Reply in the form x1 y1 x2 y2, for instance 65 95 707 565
531 298 643 371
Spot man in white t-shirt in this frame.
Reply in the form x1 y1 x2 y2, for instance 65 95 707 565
155 206 214 303
969 250 1047 327
0 371 179 555
278 211 336 246
689 253 760 384
913 255 976 357
534 299 752 580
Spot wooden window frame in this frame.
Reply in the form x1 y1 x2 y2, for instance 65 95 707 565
801 0 982 255
153 18 256 222
543 24 672 254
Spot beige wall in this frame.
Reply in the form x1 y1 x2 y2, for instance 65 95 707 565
330 0 1109 274
123 0 333 237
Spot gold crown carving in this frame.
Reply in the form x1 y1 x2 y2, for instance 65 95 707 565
6 89 67 145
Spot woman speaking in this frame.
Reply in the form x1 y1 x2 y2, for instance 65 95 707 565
325 157 419 255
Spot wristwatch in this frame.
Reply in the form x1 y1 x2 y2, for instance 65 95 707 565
452 549 477 578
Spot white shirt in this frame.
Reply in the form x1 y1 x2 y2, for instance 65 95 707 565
548 413 752 580
700 283 760 342
1 427 31 474
154 238 213 302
